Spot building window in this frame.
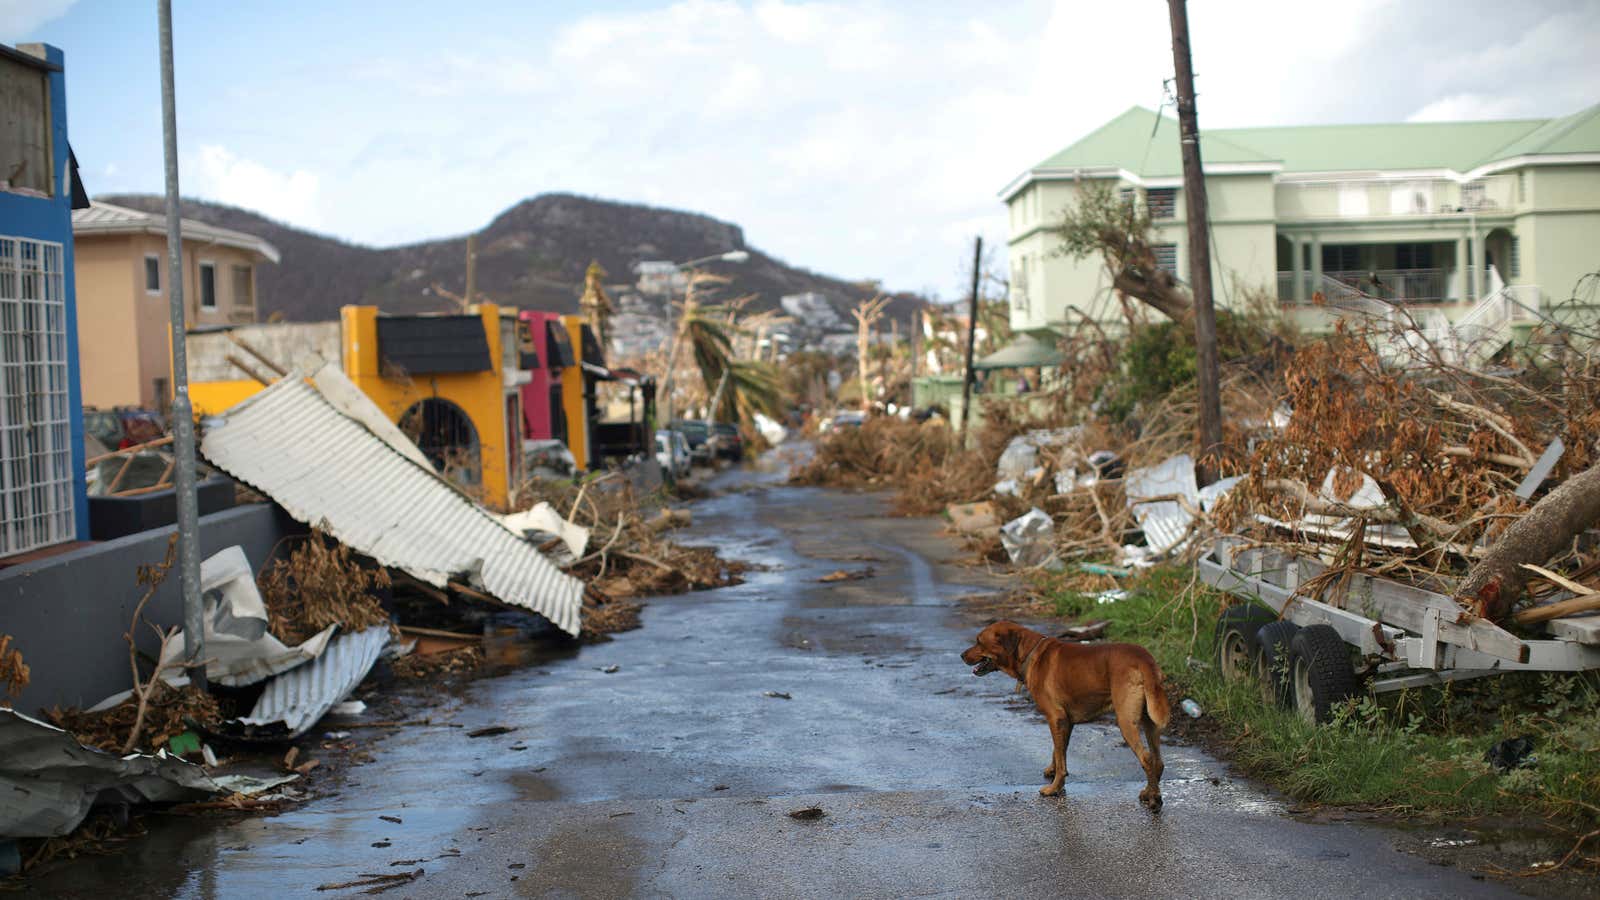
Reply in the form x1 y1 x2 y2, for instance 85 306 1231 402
1147 188 1177 220
1322 245 1360 273
199 261 216 310
1395 243 1434 270
1510 236 1521 278
1118 187 1136 209
1011 255 1029 312
144 254 161 294
0 236 74 555
1152 243 1178 278
1461 181 1486 210
231 265 253 312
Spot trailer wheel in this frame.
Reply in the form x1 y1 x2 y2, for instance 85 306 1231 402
1214 605 1277 682
1253 621 1300 708
1289 625 1360 725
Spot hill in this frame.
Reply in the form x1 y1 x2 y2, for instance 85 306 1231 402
100 193 923 324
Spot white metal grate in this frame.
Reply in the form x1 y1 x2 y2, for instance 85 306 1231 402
0 236 74 556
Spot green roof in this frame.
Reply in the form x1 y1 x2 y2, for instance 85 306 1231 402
1025 103 1600 181
974 334 1066 370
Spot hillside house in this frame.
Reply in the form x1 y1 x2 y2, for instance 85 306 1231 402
1003 104 1600 348
72 201 278 409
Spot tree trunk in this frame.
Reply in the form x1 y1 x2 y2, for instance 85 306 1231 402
1459 460 1600 621
1110 271 1194 324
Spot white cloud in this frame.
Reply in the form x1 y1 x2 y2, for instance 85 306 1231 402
185 0 1600 299
0 0 76 43
191 145 322 228
1407 94 1530 123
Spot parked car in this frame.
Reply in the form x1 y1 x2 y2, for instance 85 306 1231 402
670 419 714 464
84 407 166 450
711 422 744 460
654 429 691 480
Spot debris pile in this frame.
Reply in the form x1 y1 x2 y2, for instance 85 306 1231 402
48 682 221 756
0 634 27 702
258 530 395 645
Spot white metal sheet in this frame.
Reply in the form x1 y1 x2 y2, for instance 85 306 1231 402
200 369 585 635
236 626 390 738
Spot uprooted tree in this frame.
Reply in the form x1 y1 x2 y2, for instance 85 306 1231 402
1050 182 1195 324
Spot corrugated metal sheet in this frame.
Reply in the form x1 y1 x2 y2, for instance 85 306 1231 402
1126 453 1198 557
1 709 217 838
200 369 585 635
238 626 390 738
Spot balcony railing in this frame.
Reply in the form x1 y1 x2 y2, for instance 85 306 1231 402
1279 268 1476 304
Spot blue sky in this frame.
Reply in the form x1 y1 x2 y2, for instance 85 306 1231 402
7 0 1599 300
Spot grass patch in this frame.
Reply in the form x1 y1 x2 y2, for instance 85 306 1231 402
1031 565 1600 827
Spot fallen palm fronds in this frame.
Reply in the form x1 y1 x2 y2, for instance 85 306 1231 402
1 633 28 702
48 680 222 756
258 529 395 645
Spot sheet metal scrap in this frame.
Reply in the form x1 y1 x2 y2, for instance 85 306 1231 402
222 626 390 741
199 363 585 636
0 709 218 838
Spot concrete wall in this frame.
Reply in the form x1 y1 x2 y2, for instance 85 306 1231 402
0 502 301 717
74 233 144 408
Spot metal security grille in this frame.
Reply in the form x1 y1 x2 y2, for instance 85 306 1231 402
0 236 74 556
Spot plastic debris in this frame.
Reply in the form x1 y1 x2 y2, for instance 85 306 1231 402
1484 736 1537 773
1000 508 1056 567
1180 699 1203 718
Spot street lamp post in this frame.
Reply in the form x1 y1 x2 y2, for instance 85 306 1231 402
660 250 748 428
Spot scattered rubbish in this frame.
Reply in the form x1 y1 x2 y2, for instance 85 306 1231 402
200 363 586 635
1124 453 1200 559
993 478 1021 498
467 726 517 738
818 568 874 583
1000 508 1056 567
330 701 368 717
1484 736 1537 773
713 784 729 791
294 759 321 775
379 815 403 824
1427 837 1481 849
315 869 422 893
500 501 591 560
763 691 792 700
169 730 202 757
1180 699 1203 718
283 747 301 770
202 744 219 767
787 805 826 821
608 811 635 818
209 773 300 797
371 840 392 849
1077 562 1131 578
1057 621 1108 642
324 730 352 740
220 627 391 741
1094 589 1127 605
946 501 999 534
600 664 621 674
1185 657 1212 672
0 708 218 838
156 546 337 688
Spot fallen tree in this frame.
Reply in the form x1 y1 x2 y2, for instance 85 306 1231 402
1461 460 1600 621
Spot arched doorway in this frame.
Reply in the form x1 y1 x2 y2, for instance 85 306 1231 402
1483 227 1514 290
399 398 481 489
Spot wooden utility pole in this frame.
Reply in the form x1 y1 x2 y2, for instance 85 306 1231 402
464 234 478 307
1168 0 1224 485
959 236 982 438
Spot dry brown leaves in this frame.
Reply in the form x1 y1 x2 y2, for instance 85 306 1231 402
258 530 394 644
0 632 28 701
390 644 483 679
48 681 221 755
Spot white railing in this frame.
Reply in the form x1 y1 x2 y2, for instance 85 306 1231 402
1439 285 1542 367
1324 269 1448 303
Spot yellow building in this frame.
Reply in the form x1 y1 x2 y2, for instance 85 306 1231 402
560 314 590 471
73 202 277 410
186 304 528 510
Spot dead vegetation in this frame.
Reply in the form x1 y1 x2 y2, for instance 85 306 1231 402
48 680 222 756
1 633 28 703
258 529 395 644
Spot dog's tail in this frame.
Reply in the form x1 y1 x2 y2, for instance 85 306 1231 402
1142 665 1171 731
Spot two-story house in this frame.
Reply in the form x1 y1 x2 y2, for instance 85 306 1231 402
1002 104 1600 347
72 201 278 410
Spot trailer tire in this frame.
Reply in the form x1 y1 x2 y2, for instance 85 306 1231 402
1254 621 1300 708
1214 605 1278 682
1289 625 1360 725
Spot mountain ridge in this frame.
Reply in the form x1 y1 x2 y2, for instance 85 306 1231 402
98 192 923 326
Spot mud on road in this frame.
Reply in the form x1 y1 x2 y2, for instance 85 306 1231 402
24 461 1515 898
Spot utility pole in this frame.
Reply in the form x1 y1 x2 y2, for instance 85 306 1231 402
959 236 982 439
1168 0 1224 485
158 0 204 686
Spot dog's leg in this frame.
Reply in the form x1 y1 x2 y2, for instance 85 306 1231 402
1043 720 1073 781
1040 714 1068 796
1138 715 1164 811
1112 691 1158 808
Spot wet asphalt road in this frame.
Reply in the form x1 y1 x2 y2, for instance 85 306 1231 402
25 460 1510 898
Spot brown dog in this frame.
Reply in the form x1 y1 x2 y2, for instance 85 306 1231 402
961 620 1170 808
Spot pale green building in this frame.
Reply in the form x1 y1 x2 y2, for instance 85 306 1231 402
1002 104 1600 349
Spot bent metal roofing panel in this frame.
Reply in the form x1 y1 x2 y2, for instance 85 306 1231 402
200 368 584 636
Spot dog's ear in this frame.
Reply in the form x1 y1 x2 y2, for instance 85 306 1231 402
998 626 1021 662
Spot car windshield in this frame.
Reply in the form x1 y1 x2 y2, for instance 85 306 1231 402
674 421 708 437
713 424 738 436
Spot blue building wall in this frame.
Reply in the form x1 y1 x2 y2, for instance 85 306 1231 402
0 44 89 542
